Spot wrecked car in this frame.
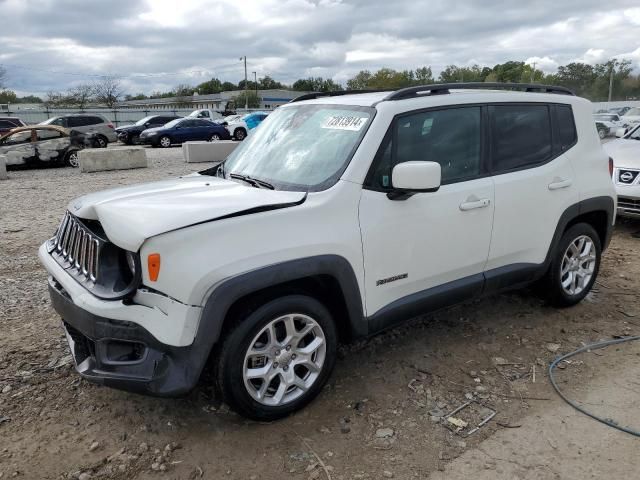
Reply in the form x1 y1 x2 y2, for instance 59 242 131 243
0 125 92 168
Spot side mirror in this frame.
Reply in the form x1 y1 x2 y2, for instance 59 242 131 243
388 161 441 200
615 127 627 138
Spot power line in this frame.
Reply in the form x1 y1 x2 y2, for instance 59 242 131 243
0 61 244 79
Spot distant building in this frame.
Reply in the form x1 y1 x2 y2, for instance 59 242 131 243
117 89 310 111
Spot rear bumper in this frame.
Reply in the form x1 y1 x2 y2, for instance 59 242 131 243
49 277 200 396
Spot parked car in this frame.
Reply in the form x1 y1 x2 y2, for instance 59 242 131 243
593 113 625 137
595 121 610 139
0 125 89 167
0 116 27 136
39 114 117 147
226 112 269 140
188 109 223 122
609 106 631 116
621 107 640 125
39 83 615 421
139 117 231 147
214 114 242 125
604 123 640 218
115 115 181 145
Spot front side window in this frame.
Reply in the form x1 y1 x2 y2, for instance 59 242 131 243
366 106 482 189
4 130 32 145
490 104 552 172
220 104 373 191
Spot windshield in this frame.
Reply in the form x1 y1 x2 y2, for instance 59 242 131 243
164 119 182 128
627 124 640 140
135 116 154 126
39 118 55 125
624 108 640 117
221 104 374 191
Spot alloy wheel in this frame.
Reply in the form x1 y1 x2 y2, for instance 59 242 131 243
560 234 596 295
159 136 171 148
242 313 326 406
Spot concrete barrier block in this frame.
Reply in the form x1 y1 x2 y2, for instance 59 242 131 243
0 156 7 180
182 141 239 164
79 147 148 173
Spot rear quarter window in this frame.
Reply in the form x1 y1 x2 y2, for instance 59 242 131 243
555 104 577 151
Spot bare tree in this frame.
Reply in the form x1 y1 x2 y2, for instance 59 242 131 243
66 83 95 110
172 84 194 107
44 90 66 108
93 76 124 108
0 66 6 89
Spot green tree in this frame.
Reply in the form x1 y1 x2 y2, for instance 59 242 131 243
221 81 237 91
258 75 284 90
230 91 261 109
196 78 223 94
0 89 18 103
292 77 343 92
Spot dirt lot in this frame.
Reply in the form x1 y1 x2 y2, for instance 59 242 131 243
1 147 639 479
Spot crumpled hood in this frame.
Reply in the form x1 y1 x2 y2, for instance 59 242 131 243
68 176 306 251
603 139 640 169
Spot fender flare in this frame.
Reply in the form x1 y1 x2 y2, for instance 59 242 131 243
184 255 366 385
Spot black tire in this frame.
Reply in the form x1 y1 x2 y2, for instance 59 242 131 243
216 295 337 421
543 223 601 307
209 133 222 142
598 128 607 139
130 134 140 145
65 150 80 168
158 135 172 148
95 135 108 148
234 128 247 141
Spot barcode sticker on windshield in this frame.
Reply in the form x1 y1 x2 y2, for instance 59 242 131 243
322 116 368 131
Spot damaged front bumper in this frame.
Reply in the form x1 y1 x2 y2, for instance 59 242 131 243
39 243 206 396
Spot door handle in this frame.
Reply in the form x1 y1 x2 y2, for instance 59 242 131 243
548 177 572 190
459 198 491 211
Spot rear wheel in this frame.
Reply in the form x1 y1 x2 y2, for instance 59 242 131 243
543 223 601 307
598 128 607 139
65 150 79 168
209 133 222 141
158 135 171 148
216 295 337 421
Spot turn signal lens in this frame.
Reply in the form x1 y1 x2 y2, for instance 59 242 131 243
608 157 614 177
148 253 161 281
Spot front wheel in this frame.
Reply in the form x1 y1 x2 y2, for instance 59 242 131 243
209 133 222 141
598 128 607 139
216 295 337 421
234 128 246 141
95 135 108 148
543 223 601 307
158 135 172 148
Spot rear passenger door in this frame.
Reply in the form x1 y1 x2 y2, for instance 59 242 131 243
485 103 579 278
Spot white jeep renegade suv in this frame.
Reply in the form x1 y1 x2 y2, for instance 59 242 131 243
39 83 616 420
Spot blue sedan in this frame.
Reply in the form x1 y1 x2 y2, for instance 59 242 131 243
139 118 231 148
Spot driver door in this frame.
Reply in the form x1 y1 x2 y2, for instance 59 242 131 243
358 106 495 329
0 129 37 165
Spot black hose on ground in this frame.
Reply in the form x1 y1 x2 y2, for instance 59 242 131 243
548 336 640 437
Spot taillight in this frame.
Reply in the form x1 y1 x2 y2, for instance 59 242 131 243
107 123 115 129
608 157 614 177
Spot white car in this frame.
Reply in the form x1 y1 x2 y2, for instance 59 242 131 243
604 123 640 218
225 112 269 140
187 109 223 122
593 113 625 138
39 83 615 420
621 107 640 126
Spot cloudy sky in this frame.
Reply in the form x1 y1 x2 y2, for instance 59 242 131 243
1 0 639 96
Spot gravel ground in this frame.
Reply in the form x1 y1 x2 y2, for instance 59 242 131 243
1 145 639 479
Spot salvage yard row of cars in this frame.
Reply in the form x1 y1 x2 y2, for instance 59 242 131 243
593 106 640 138
0 110 269 167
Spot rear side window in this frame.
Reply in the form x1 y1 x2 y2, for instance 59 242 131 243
555 104 577 151
0 120 16 128
86 116 105 125
67 116 86 128
490 104 552 172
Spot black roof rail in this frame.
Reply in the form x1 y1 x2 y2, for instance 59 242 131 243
384 82 575 101
289 89 393 103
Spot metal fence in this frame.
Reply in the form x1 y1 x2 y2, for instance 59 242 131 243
0 107 196 127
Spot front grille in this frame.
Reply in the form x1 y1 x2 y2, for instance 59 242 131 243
618 197 640 211
51 212 104 282
618 169 639 185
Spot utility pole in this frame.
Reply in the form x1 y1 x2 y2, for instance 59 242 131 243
608 65 614 103
530 62 537 83
240 56 248 109
253 71 258 107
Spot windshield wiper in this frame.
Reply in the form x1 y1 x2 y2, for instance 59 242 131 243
229 172 274 189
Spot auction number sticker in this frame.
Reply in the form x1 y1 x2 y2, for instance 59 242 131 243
322 115 368 131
